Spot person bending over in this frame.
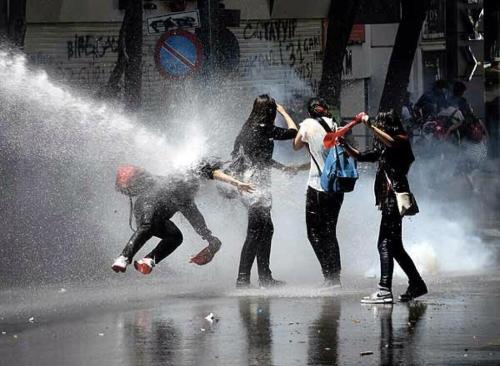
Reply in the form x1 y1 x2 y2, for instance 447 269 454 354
112 160 254 274
341 111 427 303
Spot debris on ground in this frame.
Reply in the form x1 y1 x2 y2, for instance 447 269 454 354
204 313 215 323
98 333 104 336
28 317 35 323
58 288 67 293
361 351 374 356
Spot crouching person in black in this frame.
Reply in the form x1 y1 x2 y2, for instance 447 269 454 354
341 111 427 303
112 160 254 275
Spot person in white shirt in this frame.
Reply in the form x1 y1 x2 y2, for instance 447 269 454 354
292 97 344 286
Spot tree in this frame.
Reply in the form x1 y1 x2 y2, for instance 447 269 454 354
0 0 26 46
319 0 362 112
378 0 430 113
102 0 143 111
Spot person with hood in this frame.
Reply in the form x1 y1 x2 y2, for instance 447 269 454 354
340 111 427 303
112 159 254 274
230 94 298 288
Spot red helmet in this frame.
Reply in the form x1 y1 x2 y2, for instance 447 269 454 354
115 165 151 196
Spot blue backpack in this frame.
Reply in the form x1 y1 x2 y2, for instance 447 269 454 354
309 118 359 193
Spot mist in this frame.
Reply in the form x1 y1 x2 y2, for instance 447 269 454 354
0 47 495 293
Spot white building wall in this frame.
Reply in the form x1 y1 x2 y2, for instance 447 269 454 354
24 1 434 124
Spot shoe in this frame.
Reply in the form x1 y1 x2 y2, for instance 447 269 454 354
322 278 342 288
112 256 129 273
259 278 286 288
361 288 393 304
399 282 428 302
134 258 155 275
236 275 251 289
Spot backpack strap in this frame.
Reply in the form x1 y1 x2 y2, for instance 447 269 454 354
306 117 336 175
315 116 334 133
307 144 322 175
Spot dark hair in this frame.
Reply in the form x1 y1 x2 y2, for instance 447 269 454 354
374 110 405 135
246 94 277 127
433 79 449 91
307 97 332 118
453 81 467 96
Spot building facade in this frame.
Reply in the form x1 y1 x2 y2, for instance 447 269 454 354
22 0 480 147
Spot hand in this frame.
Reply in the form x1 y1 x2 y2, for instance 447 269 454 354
276 103 286 115
355 112 369 123
236 181 255 194
283 165 299 176
337 137 346 146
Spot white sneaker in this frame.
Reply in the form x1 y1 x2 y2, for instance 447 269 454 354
361 289 393 304
134 258 155 275
112 255 129 273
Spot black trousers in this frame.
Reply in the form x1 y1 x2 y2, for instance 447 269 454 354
121 220 183 264
378 194 423 289
237 205 274 281
306 187 344 281
121 199 183 264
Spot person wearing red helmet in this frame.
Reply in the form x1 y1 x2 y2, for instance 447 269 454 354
112 159 253 274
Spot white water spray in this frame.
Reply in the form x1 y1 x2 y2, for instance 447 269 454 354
0 48 495 289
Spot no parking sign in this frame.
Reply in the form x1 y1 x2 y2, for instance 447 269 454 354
154 30 203 79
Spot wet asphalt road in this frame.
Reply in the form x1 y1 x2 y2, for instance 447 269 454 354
1 275 499 366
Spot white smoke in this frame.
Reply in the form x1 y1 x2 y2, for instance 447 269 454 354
0 47 495 290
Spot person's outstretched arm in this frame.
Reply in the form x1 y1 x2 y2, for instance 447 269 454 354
212 169 254 193
276 103 298 131
293 130 306 150
339 137 380 162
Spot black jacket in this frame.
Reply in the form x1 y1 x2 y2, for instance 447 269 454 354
133 159 222 239
231 122 297 171
357 137 414 207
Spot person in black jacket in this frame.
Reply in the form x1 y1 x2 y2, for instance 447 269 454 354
112 160 253 274
341 111 427 303
230 94 298 288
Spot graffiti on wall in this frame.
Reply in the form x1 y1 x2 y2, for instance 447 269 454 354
29 51 159 92
243 19 298 42
239 20 322 95
67 34 119 60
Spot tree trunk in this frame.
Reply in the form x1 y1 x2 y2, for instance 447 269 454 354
101 0 143 111
101 12 128 99
123 0 143 111
378 0 430 113
319 0 362 112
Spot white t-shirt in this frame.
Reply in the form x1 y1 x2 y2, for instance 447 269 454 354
298 117 336 192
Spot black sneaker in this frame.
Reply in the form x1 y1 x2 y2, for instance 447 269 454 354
259 278 286 288
399 282 428 302
236 276 251 289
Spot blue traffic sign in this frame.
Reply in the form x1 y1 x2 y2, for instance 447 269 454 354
154 30 203 79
